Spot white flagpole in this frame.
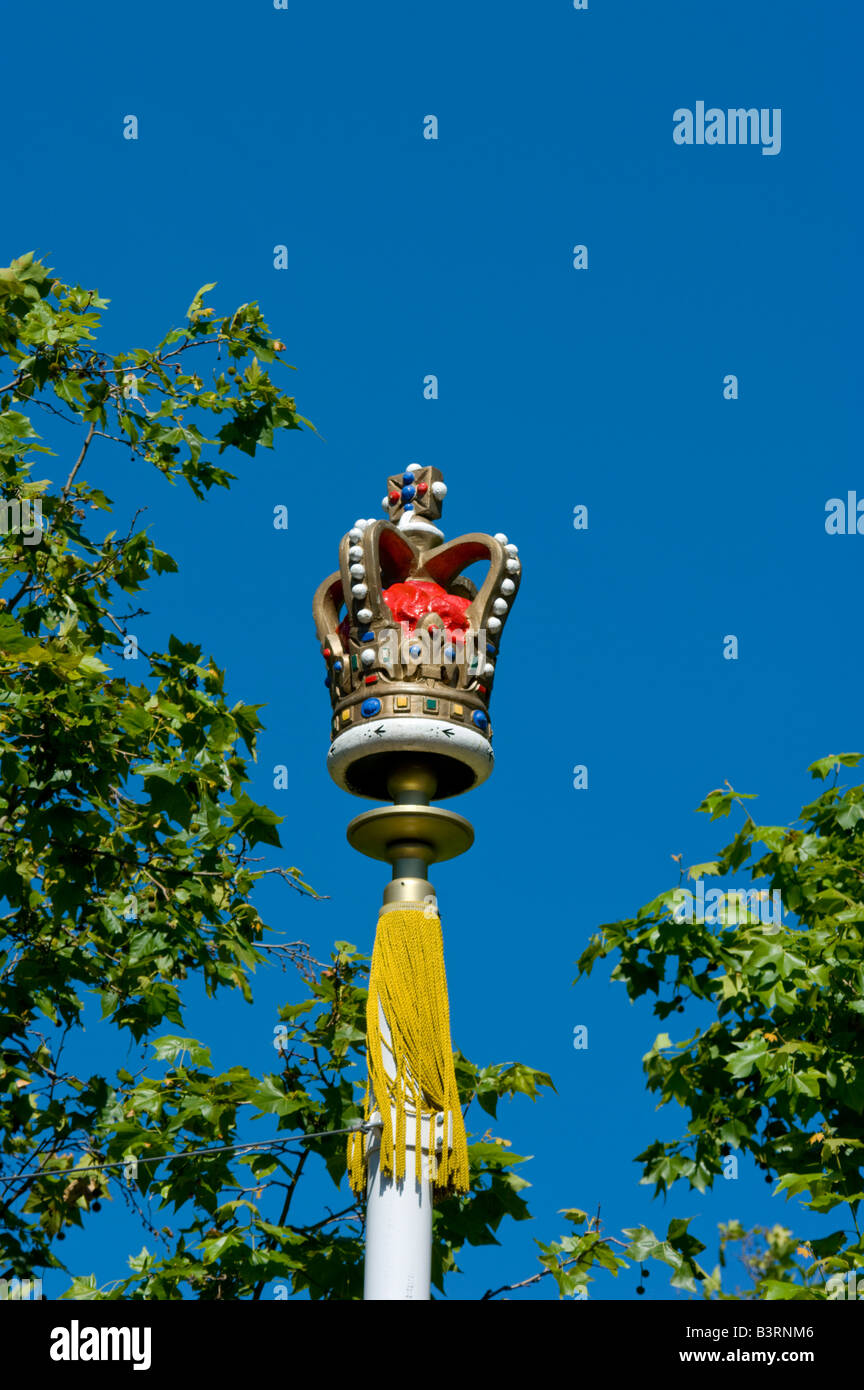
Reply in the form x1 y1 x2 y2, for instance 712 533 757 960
348 773 471 1302
363 1035 440 1300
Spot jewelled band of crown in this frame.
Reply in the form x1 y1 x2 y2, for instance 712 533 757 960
312 465 521 802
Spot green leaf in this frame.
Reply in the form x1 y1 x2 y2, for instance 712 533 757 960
150 1036 212 1068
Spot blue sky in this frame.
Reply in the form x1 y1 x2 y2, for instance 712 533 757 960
5 0 863 1299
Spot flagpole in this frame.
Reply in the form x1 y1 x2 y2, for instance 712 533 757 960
348 765 473 1300
312 469 521 1303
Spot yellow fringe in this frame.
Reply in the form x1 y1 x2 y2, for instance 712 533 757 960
347 908 469 1198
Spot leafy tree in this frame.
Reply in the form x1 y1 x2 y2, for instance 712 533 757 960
578 753 864 1300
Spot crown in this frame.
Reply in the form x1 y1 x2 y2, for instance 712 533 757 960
313 465 521 801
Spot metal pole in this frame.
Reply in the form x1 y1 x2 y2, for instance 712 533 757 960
364 810 436 1299
363 997 440 1300
363 1114 435 1300
348 766 471 1301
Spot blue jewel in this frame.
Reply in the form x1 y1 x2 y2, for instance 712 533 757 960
409 645 421 658
360 630 375 643
472 711 488 732
334 661 342 672
401 485 416 502
361 698 382 717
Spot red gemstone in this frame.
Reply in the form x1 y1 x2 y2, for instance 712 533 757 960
323 648 331 658
478 684 487 694
365 674 378 684
416 481 428 495
389 491 400 504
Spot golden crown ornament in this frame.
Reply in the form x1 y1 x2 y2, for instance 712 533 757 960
313 464 521 802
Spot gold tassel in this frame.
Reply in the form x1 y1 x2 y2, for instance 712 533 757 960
348 908 469 1198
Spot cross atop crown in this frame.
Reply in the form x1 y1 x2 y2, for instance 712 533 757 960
382 464 447 545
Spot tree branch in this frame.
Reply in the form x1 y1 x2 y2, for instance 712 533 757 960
250 1147 311 1301
62 420 96 500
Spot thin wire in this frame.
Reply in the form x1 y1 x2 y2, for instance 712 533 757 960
0 1123 376 1191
